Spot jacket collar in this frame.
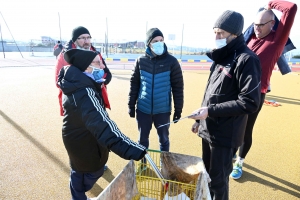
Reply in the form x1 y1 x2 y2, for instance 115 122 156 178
57 66 100 95
206 34 245 63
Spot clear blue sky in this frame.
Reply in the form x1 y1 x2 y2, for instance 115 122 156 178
0 0 299 53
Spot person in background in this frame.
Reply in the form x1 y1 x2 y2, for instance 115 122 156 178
53 40 63 58
128 28 184 155
230 0 297 180
55 26 112 116
53 40 61 50
57 49 146 200
189 10 261 199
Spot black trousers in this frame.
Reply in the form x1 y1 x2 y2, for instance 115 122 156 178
136 109 171 151
70 167 104 200
238 93 266 158
202 139 234 200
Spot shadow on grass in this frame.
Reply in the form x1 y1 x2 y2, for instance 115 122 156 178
89 168 119 195
233 163 300 198
0 110 71 175
265 95 300 106
0 109 115 196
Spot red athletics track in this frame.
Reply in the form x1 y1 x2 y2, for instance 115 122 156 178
105 61 300 72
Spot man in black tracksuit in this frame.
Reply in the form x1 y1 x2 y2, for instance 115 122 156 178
57 49 146 200
189 10 261 200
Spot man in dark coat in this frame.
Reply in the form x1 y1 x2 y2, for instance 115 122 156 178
189 10 262 200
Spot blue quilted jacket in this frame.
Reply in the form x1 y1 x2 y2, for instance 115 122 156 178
128 45 184 115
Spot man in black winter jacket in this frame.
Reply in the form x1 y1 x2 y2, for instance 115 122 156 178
189 10 261 200
57 49 146 200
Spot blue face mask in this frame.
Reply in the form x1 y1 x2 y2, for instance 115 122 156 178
151 42 164 55
90 66 105 82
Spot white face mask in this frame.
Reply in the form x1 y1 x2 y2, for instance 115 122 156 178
215 38 227 49
215 34 232 49
76 45 91 51
151 42 164 55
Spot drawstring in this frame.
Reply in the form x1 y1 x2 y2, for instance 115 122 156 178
233 50 237 62
72 94 77 107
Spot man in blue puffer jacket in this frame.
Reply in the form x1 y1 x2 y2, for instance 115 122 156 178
128 28 184 152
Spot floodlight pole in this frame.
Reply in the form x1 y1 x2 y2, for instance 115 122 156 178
105 18 108 58
58 12 62 42
146 21 148 33
0 11 23 58
0 23 5 58
180 24 184 59
173 40 175 55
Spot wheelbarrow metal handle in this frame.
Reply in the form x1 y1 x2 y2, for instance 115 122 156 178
144 153 166 186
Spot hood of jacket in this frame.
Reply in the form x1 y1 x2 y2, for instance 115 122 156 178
57 65 98 95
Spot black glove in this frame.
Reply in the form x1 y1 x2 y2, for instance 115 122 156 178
128 107 135 118
173 112 181 123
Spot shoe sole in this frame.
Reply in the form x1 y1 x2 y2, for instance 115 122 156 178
230 175 242 180
230 172 242 179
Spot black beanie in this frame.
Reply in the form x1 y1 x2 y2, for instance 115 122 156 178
64 49 97 72
146 28 164 46
213 10 244 36
72 26 91 42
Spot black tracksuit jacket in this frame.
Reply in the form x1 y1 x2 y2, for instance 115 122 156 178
198 35 262 148
58 66 146 172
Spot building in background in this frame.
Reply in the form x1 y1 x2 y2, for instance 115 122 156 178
41 36 56 45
